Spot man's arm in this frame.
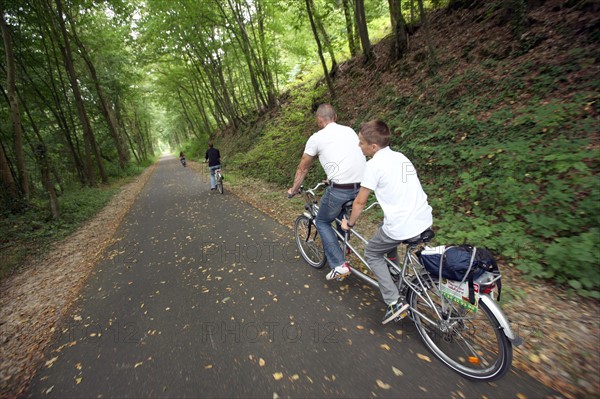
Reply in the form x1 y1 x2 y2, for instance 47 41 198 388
342 187 371 230
287 153 314 195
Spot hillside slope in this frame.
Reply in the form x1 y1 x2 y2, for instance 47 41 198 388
217 0 599 295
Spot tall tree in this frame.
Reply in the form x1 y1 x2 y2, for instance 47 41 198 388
388 0 409 61
355 0 374 63
305 0 335 98
67 13 128 170
52 0 107 184
1 1 29 198
312 1 338 76
417 0 437 63
0 140 18 206
341 0 359 57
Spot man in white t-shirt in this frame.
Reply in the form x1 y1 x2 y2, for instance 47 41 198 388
342 120 433 324
288 104 366 280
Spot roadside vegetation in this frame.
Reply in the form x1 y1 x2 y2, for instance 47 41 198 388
214 2 599 297
0 161 153 280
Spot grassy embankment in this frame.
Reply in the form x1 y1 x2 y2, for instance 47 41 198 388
212 3 600 297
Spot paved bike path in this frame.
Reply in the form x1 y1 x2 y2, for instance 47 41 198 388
27 156 560 398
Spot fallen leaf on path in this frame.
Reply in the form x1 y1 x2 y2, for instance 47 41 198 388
376 379 391 389
417 353 431 362
45 357 58 368
392 366 403 376
259 358 266 367
380 343 391 351
134 362 143 368
273 372 283 381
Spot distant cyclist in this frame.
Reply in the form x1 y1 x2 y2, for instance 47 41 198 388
179 151 186 167
204 142 221 191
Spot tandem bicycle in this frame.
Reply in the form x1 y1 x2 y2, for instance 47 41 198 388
292 182 522 381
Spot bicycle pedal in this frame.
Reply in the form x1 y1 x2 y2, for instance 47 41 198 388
394 311 408 322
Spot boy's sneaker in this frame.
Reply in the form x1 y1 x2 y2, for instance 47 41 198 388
326 262 351 281
382 300 409 325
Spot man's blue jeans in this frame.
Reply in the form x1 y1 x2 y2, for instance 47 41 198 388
209 165 221 189
315 186 359 268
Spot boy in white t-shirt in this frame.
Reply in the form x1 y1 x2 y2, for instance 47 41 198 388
341 120 433 324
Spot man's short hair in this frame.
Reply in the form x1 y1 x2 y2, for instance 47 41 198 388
208 142 214 148
360 120 391 147
316 104 336 122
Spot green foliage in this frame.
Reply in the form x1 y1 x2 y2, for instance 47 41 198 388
225 86 328 186
0 170 145 281
388 76 600 296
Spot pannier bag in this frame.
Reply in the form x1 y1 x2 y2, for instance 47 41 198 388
418 245 500 304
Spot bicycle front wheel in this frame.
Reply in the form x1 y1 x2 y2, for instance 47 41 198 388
216 173 224 194
294 215 326 269
408 277 512 381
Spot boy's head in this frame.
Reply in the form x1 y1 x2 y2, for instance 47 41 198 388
208 142 214 148
358 120 390 156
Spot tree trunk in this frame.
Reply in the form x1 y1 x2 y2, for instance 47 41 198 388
355 0 374 63
54 0 108 184
388 0 409 61
18 79 61 218
0 2 29 198
68 17 128 170
312 0 338 76
305 0 335 98
341 0 360 57
256 0 278 108
0 140 19 208
417 0 437 64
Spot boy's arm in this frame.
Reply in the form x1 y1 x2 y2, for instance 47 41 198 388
342 187 371 229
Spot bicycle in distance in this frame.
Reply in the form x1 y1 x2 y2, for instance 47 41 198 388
292 182 522 381
215 168 224 194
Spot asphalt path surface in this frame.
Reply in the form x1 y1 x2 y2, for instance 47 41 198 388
28 156 560 398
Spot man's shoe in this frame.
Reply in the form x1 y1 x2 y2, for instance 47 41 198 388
326 263 351 281
382 300 409 325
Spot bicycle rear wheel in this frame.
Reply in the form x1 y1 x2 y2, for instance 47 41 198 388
216 172 224 194
407 277 512 381
294 215 326 269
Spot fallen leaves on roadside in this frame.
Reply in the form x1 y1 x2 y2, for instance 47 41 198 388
376 379 391 389
45 357 58 368
392 366 403 376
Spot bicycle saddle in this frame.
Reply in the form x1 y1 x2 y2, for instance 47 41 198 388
402 228 435 245
343 200 354 210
